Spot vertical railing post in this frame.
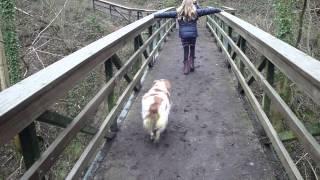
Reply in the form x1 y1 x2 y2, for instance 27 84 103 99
262 59 275 117
133 34 143 90
237 36 246 92
148 25 154 67
104 58 117 136
19 122 40 168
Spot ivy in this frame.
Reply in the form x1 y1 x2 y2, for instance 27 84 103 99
274 0 295 44
0 0 21 84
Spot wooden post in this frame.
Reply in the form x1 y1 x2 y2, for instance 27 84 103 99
262 59 275 117
134 34 142 90
104 58 117 136
137 11 140 20
92 0 95 11
19 122 40 168
237 36 246 92
148 25 154 67
1 27 40 169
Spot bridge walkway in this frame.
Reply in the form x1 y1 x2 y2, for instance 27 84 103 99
91 27 277 180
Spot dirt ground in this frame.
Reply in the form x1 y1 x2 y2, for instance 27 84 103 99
88 26 284 180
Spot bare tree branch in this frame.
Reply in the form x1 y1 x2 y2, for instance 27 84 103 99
31 0 70 45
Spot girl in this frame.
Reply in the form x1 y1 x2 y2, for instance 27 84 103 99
154 0 221 75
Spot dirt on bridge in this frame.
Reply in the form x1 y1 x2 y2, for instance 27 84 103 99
89 26 284 180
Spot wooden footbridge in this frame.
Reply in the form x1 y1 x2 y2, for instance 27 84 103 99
1 1 320 179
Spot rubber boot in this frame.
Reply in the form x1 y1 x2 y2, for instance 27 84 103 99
190 57 195 72
190 45 195 72
183 60 190 75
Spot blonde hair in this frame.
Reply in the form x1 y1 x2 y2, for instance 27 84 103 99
177 0 197 21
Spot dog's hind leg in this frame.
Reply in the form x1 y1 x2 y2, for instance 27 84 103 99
154 129 162 143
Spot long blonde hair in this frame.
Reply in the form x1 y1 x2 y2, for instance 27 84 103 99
177 0 197 21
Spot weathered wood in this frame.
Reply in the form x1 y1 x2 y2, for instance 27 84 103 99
0 7 173 145
37 111 98 136
207 21 303 179
246 58 267 86
94 0 156 13
22 79 116 179
21 18 174 179
105 56 117 134
66 21 176 180
110 54 132 83
216 12 320 106
19 122 40 169
208 15 320 165
262 60 274 117
221 6 236 15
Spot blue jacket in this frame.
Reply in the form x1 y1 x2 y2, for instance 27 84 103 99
154 7 221 39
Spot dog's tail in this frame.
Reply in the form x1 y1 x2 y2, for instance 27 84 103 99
148 103 159 133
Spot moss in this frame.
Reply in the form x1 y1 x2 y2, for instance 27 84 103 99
0 0 21 84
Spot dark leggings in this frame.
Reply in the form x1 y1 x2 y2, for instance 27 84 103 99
181 38 196 63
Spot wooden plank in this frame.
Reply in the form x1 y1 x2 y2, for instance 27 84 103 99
105 57 117 134
208 15 320 165
216 12 320 106
110 54 132 83
246 58 267 86
66 21 176 180
37 111 98 136
19 122 40 169
262 60 274 117
22 80 116 179
95 0 156 12
21 18 173 179
0 7 173 145
207 21 303 179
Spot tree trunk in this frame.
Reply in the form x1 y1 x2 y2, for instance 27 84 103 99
295 0 308 47
0 28 9 91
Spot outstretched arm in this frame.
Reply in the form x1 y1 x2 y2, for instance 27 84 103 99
154 11 177 18
196 7 221 17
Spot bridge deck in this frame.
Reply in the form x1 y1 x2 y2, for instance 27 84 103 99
91 27 277 179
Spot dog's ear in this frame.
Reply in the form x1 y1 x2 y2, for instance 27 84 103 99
153 80 159 84
163 79 171 90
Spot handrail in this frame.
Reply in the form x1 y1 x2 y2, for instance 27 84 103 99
95 0 156 12
93 0 156 22
0 7 175 179
0 7 172 145
206 11 320 180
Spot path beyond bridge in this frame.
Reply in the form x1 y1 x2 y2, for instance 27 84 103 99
91 27 277 180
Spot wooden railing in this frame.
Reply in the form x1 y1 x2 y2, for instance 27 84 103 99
93 0 157 22
206 11 320 179
0 7 175 179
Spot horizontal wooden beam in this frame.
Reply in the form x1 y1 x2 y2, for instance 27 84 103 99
37 111 98 136
21 18 174 180
216 12 320 106
208 15 320 165
94 0 156 12
0 7 174 145
66 21 176 180
207 20 303 180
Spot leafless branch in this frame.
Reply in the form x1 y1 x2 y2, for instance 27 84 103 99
14 7 33 17
32 47 45 68
36 49 65 57
31 0 70 45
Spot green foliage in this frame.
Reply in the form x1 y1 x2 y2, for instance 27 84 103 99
87 15 103 34
274 0 295 44
0 0 21 84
